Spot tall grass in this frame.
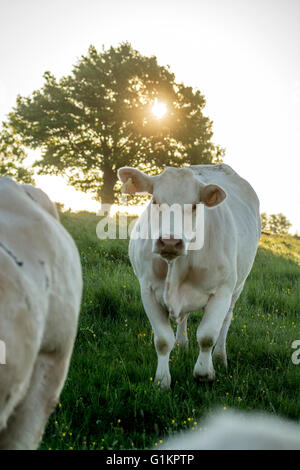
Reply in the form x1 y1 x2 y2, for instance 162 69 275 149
41 213 300 450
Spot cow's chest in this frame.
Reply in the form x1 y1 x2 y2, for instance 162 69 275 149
152 259 215 318
165 281 210 315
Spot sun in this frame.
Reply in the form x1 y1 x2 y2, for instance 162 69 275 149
152 99 167 119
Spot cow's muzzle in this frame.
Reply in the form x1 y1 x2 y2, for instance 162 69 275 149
154 235 186 260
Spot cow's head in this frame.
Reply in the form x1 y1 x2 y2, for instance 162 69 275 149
118 166 226 260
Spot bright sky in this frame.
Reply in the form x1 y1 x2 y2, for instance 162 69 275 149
0 0 299 231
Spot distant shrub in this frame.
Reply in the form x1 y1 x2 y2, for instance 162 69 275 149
261 212 291 234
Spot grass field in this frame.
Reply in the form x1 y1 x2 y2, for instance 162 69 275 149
41 211 300 450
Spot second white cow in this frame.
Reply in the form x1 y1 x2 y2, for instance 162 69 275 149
118 163 260 389
0 178 82 449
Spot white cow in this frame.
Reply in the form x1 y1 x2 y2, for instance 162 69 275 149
159 409 300 450
0 178 82 449
118 164 260 389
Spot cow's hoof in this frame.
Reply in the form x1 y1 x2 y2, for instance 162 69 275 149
196 374 215 384
155 373 171 390
193 369 216 383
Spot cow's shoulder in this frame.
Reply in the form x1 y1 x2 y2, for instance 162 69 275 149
21 184 59 220
0 178 59 221
189 164 259 212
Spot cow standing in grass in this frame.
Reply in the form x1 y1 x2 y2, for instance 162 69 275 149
0 178 82 449
118 164 260 389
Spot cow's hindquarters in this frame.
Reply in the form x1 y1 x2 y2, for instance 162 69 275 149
0 349 73 450
0 258 42 436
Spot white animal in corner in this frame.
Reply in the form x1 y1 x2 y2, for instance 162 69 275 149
118 164 260 389
0 178 82 450
159 409 300 450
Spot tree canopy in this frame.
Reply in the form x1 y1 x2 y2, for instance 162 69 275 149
0 123 34 183
6 42 224 203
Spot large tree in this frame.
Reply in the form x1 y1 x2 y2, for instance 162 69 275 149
7 43 223 203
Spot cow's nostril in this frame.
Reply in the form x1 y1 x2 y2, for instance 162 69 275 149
156 236 184 256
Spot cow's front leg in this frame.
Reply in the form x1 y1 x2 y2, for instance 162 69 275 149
193 286 232 382
141 288 175 389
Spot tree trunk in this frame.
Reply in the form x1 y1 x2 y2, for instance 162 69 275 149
101 165 117 205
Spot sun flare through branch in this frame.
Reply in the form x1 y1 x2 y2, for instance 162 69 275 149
152 99 167 119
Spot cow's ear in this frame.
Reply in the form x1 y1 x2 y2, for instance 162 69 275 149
200 184 226 207
117 167 154 194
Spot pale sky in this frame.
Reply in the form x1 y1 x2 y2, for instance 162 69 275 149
0 0 300 231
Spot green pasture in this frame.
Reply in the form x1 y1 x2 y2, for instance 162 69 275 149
41 211 300 450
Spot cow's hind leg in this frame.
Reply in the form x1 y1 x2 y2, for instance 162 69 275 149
212 309 232 368
0 348 73 450
193 286 232 382
175 316 189 348
213 284 244 368
141 288 175 389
